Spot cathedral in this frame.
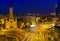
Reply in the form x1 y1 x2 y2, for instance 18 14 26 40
0 6 18 29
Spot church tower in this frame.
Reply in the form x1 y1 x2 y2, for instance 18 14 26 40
5 5 17 29
9 5 14 18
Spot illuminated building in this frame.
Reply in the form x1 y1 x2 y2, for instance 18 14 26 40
0 15 5 29
0 6 60 41
5 6 18 29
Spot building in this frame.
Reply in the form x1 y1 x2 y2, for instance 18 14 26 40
0 5 60 30
5 6 17 29
0 15 5 29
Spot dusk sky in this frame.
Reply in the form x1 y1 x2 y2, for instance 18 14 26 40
0 0 58 16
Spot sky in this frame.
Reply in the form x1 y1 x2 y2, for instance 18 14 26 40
0 0 58 16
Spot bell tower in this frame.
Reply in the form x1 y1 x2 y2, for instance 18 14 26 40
5 5 17 29
9 5 14 18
